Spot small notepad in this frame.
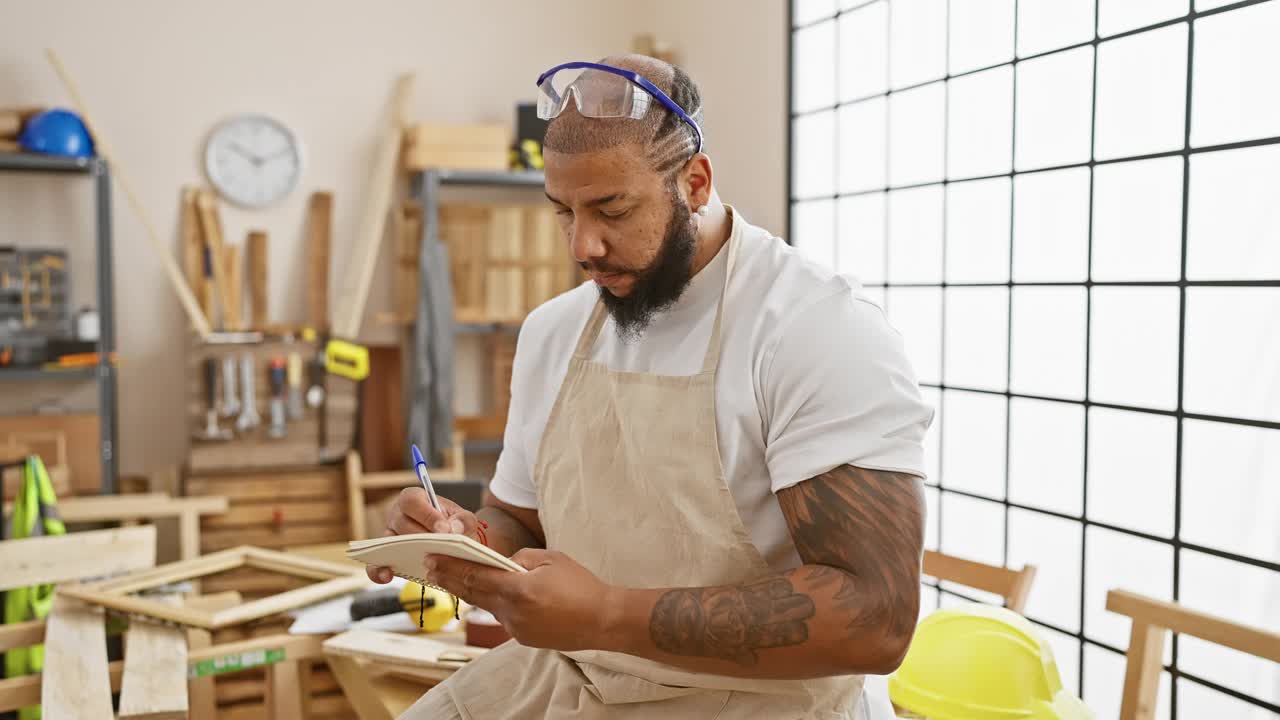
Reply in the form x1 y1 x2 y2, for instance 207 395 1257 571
346 533 526 584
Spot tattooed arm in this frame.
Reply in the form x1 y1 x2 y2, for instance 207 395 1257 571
597 465 925 678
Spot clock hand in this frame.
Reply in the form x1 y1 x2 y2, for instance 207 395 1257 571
230 142 265 166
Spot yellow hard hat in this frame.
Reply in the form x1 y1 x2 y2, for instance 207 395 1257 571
889 604 1093 720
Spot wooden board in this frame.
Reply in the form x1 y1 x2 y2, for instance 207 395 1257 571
202 499 348 529
0 414 101 494
358 344 406 473
324 630 486 669
401 123 509 172
224 243 243 332
181 187 209 323
41 597 113 719
307 191 333 331
0 525 156 592
201 523 350 552
395 201 424 324
186 466 344 502
195 190 232 331
248 230 268 330
119 595 189 719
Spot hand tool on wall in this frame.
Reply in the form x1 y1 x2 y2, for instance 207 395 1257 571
193 358 231 441
306 352 326 409
45 50 211 336
219 357 240 418
267 357 287 439
287 352 304 420
235 354 261 432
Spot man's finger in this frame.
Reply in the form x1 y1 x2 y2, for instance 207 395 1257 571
388 509 432 537
429 555 511 598
510 548 554 570
398 488 452 533
365 566 394 584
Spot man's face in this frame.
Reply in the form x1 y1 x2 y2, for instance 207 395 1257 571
544 145 697 339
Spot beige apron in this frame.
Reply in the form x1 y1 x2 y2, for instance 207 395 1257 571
404 215 865 719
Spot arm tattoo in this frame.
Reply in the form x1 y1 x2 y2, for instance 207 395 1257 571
776 465 925 642
649 576 816 665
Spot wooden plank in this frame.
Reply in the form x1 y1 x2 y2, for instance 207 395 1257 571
1119 621 1166 720
325 654 394 720
209 574 368 628
401 124 509 172
335 73 415 339
242 546 364 579
323 630 485 669
187 628 216 719
395 201 423 324
264 660 305 719
922 550 1029 605
202 499 348 529
0 657 123 713
42 597 113 718
225 243 244 332
1106 590 1280 663
201 523 350 552
196 189 232 331
0 414 101 494
84 546 247 594
187 468 344 502
119 596 189 719
307 191 333 331
54 493 229 523
0 619 46 653
181 187 206 322
348 451 368 540
248 230 269 330
0 525 156 592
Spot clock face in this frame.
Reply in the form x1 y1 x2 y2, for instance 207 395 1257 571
204 115 302 209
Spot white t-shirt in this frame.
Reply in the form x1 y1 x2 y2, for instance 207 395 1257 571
489 208 934 572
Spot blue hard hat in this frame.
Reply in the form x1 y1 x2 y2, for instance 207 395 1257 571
18 109 95 158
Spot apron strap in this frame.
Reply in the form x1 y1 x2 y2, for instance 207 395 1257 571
699 222 740 374
572 300 611 360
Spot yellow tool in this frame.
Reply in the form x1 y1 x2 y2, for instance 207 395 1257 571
889 604 1093 720
349 582 455 633
323 338 369 381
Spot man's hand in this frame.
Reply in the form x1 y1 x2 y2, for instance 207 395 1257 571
425 549 620 652
366 488 481 584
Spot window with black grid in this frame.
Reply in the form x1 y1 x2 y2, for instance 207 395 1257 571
788 0 1280 717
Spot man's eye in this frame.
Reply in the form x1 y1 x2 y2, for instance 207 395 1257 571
601 208 630 219
554 207 573 217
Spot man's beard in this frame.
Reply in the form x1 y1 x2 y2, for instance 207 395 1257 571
587 192 697 342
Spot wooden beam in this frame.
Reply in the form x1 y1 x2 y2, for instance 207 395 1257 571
1119 620 1166 720
119 595 189 719
347 451 367 539
44 50 211 337
307 191 333 331
181 187 207 323
81 546 248 594
52 493 228 523
42 597 113 718
186 628 216 719
325 655 395 720
334 73 416 338
0 619 47 653
1106 589 1280 663
0 525 156 592
208 574 367 629
195 189 233 331
922 550 1035 610
265 659 305 719
225 243 244 331
249 230 269 330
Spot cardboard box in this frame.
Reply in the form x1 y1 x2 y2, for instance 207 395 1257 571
402 123 509 172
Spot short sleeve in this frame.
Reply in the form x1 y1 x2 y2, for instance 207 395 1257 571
761 291 934 493
487 327 540 509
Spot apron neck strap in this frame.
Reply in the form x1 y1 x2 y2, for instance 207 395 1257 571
571 214 742 372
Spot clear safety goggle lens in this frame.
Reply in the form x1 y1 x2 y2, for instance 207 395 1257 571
536 68 651 121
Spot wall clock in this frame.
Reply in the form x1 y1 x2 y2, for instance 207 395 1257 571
204 114 302 209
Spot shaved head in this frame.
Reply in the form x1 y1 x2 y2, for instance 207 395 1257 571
543 54 704 176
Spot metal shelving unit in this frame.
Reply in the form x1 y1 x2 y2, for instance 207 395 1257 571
0 152 118 494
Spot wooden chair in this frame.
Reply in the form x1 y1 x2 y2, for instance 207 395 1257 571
345 435 466 540
1107 589 1280 720
922 549 1038 613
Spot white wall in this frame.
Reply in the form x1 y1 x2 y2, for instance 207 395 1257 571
0 0 788 476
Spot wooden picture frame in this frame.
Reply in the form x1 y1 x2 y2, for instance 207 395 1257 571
56 545 366 630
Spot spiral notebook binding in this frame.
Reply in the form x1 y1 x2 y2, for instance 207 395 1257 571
391 571 461 624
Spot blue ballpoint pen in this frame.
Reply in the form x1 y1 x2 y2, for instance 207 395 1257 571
410 444 440 512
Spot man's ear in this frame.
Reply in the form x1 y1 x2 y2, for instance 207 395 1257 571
681 153 713 211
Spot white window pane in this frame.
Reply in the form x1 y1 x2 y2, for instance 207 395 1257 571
946 178 1011 283
945 288 1010 392
1087 408 1177 538
1084 526 1174 647
838 98 887 194
1013 167 1090 282
889 82 946 186
1178 680 1277 720
1182 420 1280 563
1184 288 1280 424
1011 287 1087 399
1009 399 1085 516
1089 287 1180 410
1195 0 1238 9
1095 24 1188 161
1099 0 1189 36
919 583 940 618
793 20 837 113
949 0 1015 75
1008 509 1083 631
1092 157 1184 282
1016 47 1095 171
940 490 1005 566
947 66 1014 179
1039 625 1082 698
1084 645 1173 720
887 288 942 384
889 0 947 90
1017 0 1096 58
924 485 940 551
793 0 837 26
887 185 943 282
792 200 836 268
837 193 885 282
839 2 888 100
921 386 941 485
792 111 835 199
941 390 1007 499
1179 551 1280 706
1187 145 1280 281
1192 1 1280 147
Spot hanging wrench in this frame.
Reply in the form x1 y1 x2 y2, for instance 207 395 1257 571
219 356 240 418
236 353 261 432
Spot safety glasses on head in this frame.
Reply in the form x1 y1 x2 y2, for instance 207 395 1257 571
535 61 703 154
